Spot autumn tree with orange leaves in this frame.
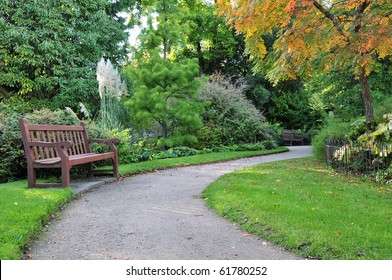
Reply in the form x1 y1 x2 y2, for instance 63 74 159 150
216 0 392 128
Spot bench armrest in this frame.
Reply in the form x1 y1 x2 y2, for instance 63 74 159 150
88 138 120 144
28 141 73 160
88 138 120 153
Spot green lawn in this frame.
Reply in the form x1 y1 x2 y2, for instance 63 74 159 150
0 181 73 259
0 147 288 260
203 157 392 260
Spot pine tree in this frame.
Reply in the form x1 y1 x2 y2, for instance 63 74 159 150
125 0 205 148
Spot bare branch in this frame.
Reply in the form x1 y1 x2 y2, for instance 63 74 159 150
355 0 371 32
313 1 346 39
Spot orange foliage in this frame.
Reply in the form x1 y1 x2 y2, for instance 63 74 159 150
216 0 392 82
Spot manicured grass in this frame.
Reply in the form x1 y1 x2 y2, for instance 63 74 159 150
203 157 392 260
0 181 73 259
118 147 289 176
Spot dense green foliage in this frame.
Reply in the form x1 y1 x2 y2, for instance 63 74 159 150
311 115 352 161
198 74 276 147
0 0 131 114
204 157 392 259
180 0 248 77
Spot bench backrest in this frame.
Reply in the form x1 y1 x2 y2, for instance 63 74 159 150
19 119 92 161
282 130 296 139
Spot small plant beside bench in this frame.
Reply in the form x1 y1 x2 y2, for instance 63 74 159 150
282 130 305 146
19 118 120 188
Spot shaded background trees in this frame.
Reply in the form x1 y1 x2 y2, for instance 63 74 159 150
0 0 134 115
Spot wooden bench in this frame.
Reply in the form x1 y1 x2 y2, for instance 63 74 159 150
282 130 305 146
19 118 120 188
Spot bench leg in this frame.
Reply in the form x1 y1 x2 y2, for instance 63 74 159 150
113 157 119 178
87 163 93 178
61 166 71 187
27 165 36 188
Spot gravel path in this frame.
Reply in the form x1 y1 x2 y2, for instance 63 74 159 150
29 146 312 260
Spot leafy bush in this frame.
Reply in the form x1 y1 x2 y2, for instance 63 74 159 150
318 114 392 183
153 143 270 160
198 74 276 147
154 146 199 159
90 127 157 164
311 114 351 161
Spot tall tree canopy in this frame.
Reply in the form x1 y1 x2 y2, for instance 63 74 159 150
216 0 392 126
0 0 134 113
180 0 248 77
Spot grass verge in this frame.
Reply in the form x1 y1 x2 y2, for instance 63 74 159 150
0 147 288 259
118 147 289 176
203 157 392 260
0 180 73 259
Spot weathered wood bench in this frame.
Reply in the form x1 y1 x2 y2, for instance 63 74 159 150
282 130 305 146
19 118 120 188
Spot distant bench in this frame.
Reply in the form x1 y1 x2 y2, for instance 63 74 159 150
19 118 120 188
282 130 305 146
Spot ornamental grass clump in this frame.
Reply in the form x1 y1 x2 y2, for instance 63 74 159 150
96 58 127 131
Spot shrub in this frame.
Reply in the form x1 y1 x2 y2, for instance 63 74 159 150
311 114 351 161
198 74 275 147
317 114 392 183
154 146 198 159
89 127 157 164
0 103 24 182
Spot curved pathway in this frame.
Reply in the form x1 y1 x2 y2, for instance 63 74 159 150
29 146 312 260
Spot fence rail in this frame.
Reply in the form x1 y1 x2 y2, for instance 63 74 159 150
324 140 392 184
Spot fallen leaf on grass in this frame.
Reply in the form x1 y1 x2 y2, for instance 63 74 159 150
243 233 251 236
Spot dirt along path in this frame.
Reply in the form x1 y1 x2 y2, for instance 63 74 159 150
29 146 312 260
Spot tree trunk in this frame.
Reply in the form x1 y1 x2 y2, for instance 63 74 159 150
197 41 205 75
359 69 374 130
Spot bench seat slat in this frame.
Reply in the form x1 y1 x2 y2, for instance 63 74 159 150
33 152 115 167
